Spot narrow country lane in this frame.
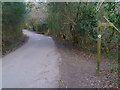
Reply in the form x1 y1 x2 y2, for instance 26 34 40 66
2 30 60 88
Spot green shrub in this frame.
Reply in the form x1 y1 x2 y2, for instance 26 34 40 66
35 22 48 34
47 2 119 60
2 2 26 53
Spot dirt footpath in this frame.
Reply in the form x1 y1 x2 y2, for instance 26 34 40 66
53 37 118 88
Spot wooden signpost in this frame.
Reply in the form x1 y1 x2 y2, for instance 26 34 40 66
96 16 120 75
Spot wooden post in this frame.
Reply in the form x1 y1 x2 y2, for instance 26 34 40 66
96 17 120 76
97 26 101 75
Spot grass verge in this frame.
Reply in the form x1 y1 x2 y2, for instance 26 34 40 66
2 35 29 56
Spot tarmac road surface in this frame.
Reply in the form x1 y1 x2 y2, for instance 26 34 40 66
2 30 60 88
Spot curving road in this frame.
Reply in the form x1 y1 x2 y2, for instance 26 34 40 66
2 30 60 88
